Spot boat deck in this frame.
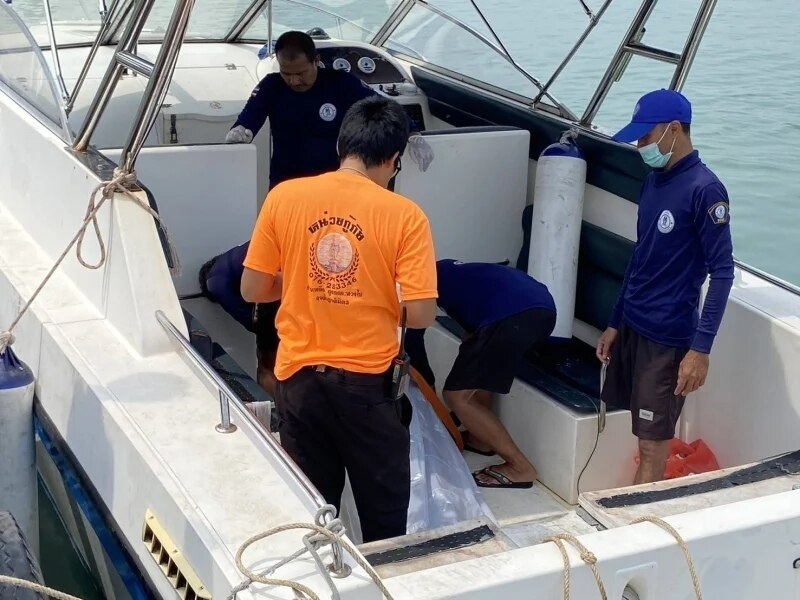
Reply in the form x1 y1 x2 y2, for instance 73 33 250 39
463 451 597 548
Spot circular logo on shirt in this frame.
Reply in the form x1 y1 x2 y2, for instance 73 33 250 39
714 204 727 220
657 209 675 234
316 233 354 274
319 102 337 122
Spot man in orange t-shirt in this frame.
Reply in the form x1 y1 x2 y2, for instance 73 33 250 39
241 97 438 542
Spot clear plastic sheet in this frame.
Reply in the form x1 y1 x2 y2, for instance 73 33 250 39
340 381 494 544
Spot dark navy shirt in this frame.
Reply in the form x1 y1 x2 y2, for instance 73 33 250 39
609 151 734 353
204 242 253 332
436 259 556 331
233 69 376 188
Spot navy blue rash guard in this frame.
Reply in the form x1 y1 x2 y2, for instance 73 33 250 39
436 259 556 332
609 150 734 354
233 69 378 188
204 242 253 332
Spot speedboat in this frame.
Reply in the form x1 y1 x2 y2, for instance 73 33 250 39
1 0 799 598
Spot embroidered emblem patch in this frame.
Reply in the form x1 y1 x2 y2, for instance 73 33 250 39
319 102 337 122
657 209 675 234
708 201 729 225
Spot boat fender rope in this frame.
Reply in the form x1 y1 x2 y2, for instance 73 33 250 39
0 574 85 600
544 533 607 600
545 516 703 600
227 504 394 600
0 170 181 355
632 516 703 599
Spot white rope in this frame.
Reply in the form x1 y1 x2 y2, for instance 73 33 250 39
632 516 703 599
227 505 393 600
0 170 180 355
0 574 84 600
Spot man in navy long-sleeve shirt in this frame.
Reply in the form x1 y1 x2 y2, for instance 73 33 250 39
596 89 734 484
226 30 432 189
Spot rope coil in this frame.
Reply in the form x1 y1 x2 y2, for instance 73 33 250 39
226 505 394 600
0 170 180 355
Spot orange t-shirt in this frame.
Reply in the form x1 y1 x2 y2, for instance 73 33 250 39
244 170 438 381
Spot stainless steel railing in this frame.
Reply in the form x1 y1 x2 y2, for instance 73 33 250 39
154 310 348 575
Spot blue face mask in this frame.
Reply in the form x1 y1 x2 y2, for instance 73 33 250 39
638 126 676 168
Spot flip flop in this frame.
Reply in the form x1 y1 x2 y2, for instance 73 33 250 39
473 466 533 489
464 444 496 457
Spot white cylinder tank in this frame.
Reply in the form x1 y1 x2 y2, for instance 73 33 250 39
527 131 587 341
0 346 38 555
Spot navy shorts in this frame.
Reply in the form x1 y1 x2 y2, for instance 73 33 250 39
601 322 689 441
444 308 556 395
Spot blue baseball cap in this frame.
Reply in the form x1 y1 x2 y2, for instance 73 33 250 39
612 89 692 143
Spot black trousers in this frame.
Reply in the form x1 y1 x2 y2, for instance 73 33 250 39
275 367 412 543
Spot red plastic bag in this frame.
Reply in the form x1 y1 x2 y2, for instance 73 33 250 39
664 439 719 479
634 438 720 479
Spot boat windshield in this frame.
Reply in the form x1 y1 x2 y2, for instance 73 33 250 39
0 2 66 132
240 0 403 44
126 0 403 43
10 0 402 46
10 0 104 47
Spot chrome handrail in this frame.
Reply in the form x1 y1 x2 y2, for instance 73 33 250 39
66 0 129 114
669 0 718 90
41 0 69 104
580 0 658 126
154 310 348 575
580 0 718 126
735 260 800 298
73 0 156 150
117 0 195 173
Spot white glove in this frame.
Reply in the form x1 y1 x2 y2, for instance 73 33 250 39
407 134 434 172
225 125 253 144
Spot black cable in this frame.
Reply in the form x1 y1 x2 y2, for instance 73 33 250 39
576 363 605 497
576 397 602 498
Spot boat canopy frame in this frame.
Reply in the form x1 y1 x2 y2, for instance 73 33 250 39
63 0 718 173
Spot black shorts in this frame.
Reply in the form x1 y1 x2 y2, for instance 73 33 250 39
254 301 280 359
601 322 689 441
276 366 411 542
443 308 556 395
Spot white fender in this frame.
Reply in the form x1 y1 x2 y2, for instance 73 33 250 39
0 347 37 555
